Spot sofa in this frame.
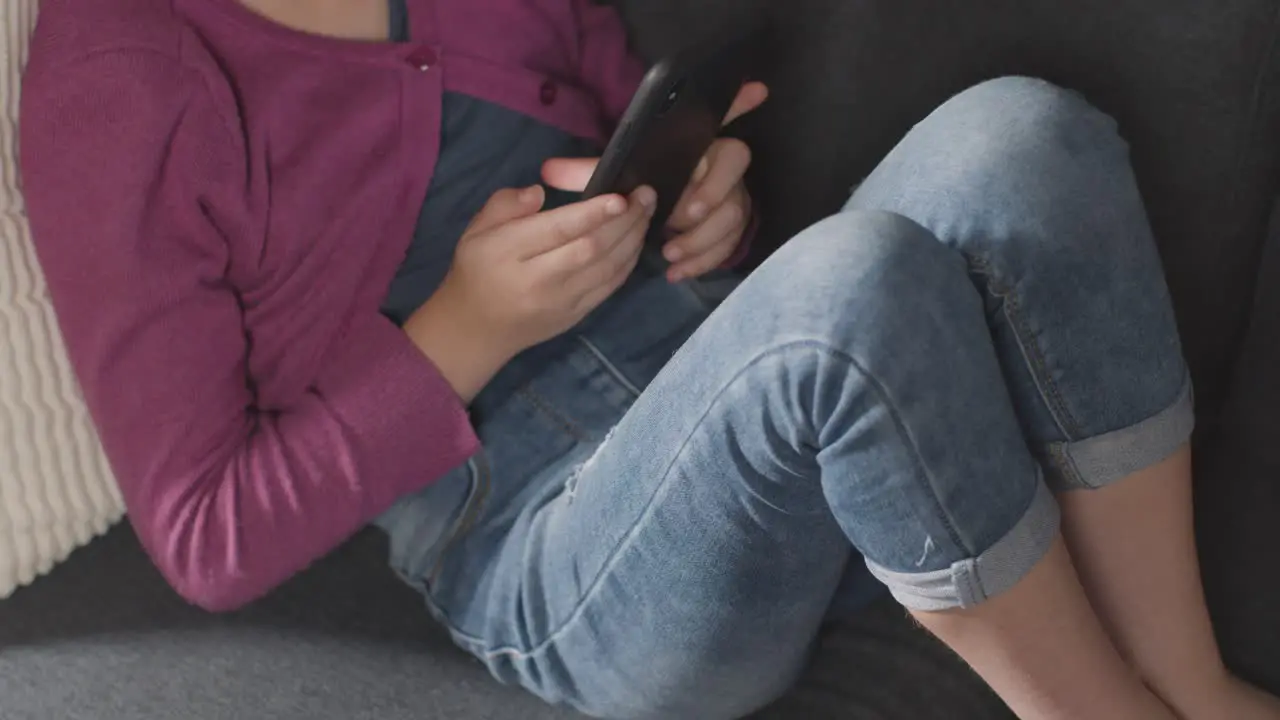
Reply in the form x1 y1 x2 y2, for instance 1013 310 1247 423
4 0 1280 718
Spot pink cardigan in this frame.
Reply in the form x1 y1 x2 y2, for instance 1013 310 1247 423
19 0 644 611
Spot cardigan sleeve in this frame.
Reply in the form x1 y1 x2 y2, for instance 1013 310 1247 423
20 49 478 612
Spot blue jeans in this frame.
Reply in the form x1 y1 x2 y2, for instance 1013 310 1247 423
374 77 1192 719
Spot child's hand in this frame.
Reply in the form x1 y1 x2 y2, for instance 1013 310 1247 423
406 184 655 401
662 82 767 281
542 82 768 283
661 138 753 282
404 183 655 397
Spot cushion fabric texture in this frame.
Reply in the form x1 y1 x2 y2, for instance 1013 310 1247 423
0 0 124 600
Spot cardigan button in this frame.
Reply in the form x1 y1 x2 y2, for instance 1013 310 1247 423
539 80 558 106
406 46 437 71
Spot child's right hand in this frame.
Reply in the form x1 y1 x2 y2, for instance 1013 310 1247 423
404 184 656 402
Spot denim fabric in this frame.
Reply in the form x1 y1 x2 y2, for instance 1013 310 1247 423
379 0 595 325
376 77 1192 719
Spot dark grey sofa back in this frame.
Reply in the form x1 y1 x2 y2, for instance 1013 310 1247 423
1201 200 1280 691
621 0 1280 420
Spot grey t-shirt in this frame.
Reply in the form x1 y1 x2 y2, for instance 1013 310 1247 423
380 0 597 324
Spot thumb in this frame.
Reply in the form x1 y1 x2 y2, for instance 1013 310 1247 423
467 185 546 235
542 157 600 193
722 81 770 127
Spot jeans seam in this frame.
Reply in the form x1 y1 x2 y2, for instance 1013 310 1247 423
576 334 643 399
969 254 1085 440
518 385 590 441
440 339 973 658
1046 443 1092 490
428 454 493 586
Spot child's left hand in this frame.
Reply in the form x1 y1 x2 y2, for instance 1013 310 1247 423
542 82 769 283
662 136 754 283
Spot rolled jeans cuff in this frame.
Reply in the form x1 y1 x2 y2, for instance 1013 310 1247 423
1043 373 1195 491
864 478 1060 611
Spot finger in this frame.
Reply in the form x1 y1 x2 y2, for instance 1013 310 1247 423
663 198 746 265
572 215 648 312
692 155 711 184
466 185 546 235
671 140 752 227
530 187 653 273
549 206 646 299
515 192 630 259
574 185 654 267
666 154 712 233
571 215 647 301
539 84 765 195
541 157 600 193
574 244 643 315
722 81 769 127
668 226 739 283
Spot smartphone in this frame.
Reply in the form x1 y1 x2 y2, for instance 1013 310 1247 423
583 23 761 244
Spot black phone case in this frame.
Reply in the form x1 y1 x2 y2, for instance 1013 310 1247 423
583 24 760 245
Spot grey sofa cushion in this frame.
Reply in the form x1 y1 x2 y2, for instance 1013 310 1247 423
0 529 575 720
0 526 1007 720
4 1 1280 718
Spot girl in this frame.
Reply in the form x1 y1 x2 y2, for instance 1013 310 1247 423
19 0 1280 718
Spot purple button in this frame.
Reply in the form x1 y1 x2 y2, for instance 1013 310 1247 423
539 80 558 106
406 46 437 71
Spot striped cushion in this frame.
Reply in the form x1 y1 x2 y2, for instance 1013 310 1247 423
0 0 124 599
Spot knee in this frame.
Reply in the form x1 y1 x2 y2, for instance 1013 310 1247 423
735 210 986 367
757 210 973 317
849 76 1148 264
862 76 1132 203
952 76 1118 138
931 76 1127 172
